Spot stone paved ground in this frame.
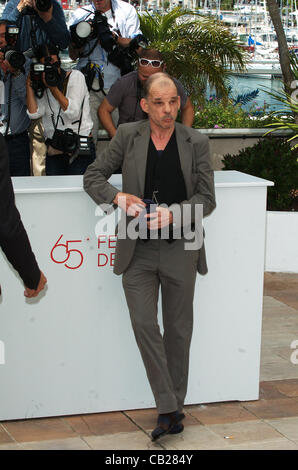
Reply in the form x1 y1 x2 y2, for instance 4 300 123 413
1 272 298 450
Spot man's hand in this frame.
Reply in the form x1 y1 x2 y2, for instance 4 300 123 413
0 55 9 74
2 60 19 76
146 207 173 230
17 0 53 22
113 192 145 217
17 0 33 12
24 271 47 298
116 37 131 48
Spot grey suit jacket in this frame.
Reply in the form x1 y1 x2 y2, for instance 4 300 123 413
83 120 216 275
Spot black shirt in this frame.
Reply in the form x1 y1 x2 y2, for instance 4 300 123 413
142 131 187 241
144 131 187 206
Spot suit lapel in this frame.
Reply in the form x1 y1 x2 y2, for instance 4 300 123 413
133 121 151 195
175 123 193 199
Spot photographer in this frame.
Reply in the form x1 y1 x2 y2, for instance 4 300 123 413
1 0 70 51
98 49 195 138
2 0 70 176
0 19 31 176
69 0 143 145
26 44 94 176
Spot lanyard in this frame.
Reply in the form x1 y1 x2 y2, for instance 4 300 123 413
46 73 85 135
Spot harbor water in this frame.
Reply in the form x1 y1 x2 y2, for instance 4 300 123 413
227 74 285 112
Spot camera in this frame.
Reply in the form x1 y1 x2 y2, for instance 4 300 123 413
108 33 148 76
107 33 148 75
5 25 19 48
43 56 60 86
70 9 148 76
51 128 79 155
70 10 116 52
30 60 46 98
0 44 34 74
0 24 23 70
29 57 60 98
3 49 26 70
92 11 115 53
22 0 52 15
78 136 93 157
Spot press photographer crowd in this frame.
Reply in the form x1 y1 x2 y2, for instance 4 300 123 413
0 0 195 176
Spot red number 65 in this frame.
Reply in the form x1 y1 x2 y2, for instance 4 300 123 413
50 234 84 270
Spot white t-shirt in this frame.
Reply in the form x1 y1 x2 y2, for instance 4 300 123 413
70 0 142 89
27 70 93 139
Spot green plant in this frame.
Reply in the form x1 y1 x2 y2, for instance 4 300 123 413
193 99 273 128
264 90 298 147
263 52 298 145
222 138 298 211
139 7 247 104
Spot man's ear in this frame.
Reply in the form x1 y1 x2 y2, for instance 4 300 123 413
140 97 148 114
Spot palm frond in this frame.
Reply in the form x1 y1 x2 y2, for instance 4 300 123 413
138 8 247 103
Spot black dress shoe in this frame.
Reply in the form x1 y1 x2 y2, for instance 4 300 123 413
151 411 185 441
169 422 184 434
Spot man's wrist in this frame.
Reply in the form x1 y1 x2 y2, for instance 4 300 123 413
17 1 25 13
113 192 121 205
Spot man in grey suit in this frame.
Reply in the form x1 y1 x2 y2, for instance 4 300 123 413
84 73 216 440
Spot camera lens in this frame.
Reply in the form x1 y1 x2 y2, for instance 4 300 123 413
5 50 25 70
76 21 92 39
44 66 56 85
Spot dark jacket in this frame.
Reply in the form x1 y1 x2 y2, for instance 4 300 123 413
1 0 70 51
0 135 40 293
84 120 216 276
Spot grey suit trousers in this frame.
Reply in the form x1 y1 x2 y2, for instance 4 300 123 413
122 238 199 414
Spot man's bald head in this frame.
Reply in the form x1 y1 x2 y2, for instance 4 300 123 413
143 72 178 99
140 72 180 131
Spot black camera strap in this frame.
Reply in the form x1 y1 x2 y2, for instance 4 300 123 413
46 90 62 130
29 16 39 51
46 72 85 136
71 97 85 135
46 72 70 131
89 63 105 94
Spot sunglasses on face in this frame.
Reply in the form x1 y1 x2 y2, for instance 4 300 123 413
138 58 164 68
